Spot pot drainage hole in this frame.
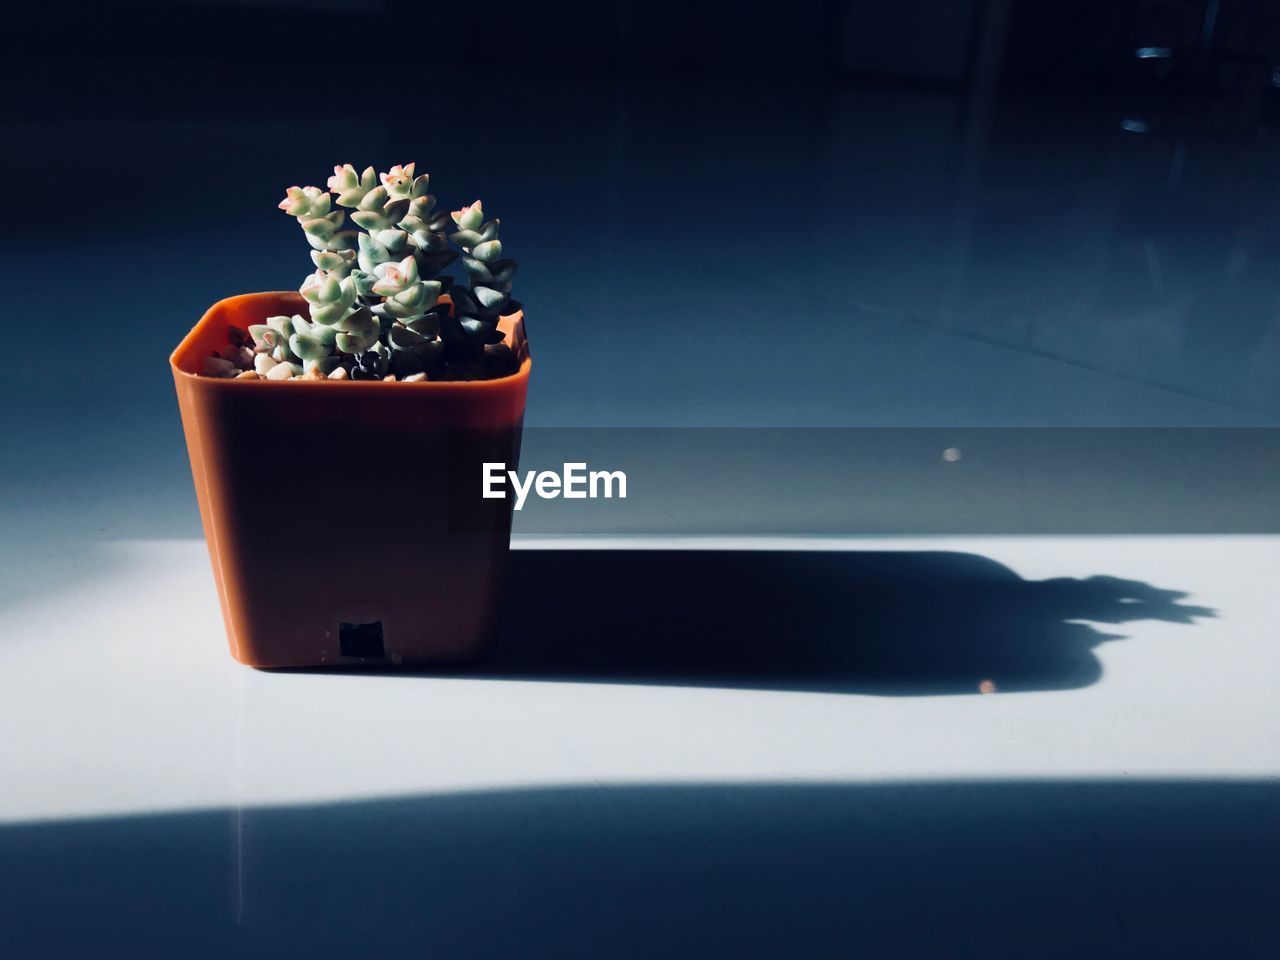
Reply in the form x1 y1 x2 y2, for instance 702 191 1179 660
340 621 385 659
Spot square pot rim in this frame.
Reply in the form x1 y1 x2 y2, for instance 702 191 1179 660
170 290 530 393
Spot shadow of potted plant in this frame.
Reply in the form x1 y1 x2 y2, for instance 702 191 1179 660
170 164 530 668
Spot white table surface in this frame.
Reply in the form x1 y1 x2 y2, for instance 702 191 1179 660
2 535 1277 957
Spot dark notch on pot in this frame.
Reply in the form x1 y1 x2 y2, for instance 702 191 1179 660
339 621 385 660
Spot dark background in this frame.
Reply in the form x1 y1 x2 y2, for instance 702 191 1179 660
4 0 1280 427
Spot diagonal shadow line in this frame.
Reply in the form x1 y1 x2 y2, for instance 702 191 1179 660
459 549 1215 695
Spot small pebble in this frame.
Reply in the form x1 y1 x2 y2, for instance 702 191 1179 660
254 355 278 375
236 346 255 368
403 372 427 382
202 356 237 377
383 374 397 382
266 363 295 381
301 366 325 380
327 367 349 380
235 370 260 380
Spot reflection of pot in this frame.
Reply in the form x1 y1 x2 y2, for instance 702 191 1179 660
171 291 531 668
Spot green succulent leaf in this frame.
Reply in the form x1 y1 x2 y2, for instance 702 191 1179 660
326 230 357 252
405 313 440 338
471 240 502 262
380 164 416 199
290 332 333 360
475 285 507 309
451 201 484 231
302 217 332 239
407 194 436 220
329 164 359 191
330 164 377 208
303 356 343 375
278 186 330 219
310 302 353 326
310 249 355 275
383 198 410 223
371 258 416 296
358 186 389 212
357 233 391 273
412 229 449 252
266 315 297 337
335 332 370 354
379 229 408 254
462 257 493 282
248 324 280 350
335 307 378 337
351 210 391 232
401 283 436 310
388 323 424 350
399 215 427 236
450 287 480 314
489 259 518 283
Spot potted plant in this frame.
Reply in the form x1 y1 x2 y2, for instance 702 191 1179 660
170 164 531 668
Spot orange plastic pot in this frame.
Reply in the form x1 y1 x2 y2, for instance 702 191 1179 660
171 292 531 668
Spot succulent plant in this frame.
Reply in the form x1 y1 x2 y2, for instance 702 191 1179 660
226 163 521 381
443 201 519 363
248 315 300 363
350 345 391 381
